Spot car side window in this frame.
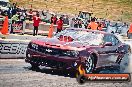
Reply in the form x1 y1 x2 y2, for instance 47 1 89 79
112 36 120 45
103 35 119 46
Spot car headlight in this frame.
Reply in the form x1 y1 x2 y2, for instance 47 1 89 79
63 50 79 57
71 51 79 57
27 54 31 58
31 43 38 50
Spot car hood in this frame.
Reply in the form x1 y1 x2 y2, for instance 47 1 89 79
31 37 89 51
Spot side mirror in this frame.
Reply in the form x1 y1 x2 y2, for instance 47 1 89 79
104 42 113 46
102 42 112 48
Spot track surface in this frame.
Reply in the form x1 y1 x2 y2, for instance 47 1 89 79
0 59 132 87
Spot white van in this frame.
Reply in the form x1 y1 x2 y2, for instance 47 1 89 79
0 0 10 11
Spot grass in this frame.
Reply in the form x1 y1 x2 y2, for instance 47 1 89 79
10 0 132 22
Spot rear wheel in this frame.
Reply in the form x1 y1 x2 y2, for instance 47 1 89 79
119 54 130 72
116 47 131 73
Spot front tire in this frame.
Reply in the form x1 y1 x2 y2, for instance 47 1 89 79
30 63 40 70
77 75 87 84
84 55 95 74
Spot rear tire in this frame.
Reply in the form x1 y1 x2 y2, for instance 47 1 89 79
116 48 131 73
119 54 129 73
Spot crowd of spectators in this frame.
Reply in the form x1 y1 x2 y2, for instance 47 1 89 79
0 2 131 38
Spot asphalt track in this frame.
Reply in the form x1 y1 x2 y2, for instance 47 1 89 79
0 54 132 87
0 37 132 87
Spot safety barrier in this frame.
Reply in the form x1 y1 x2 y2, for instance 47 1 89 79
12 23 23 33
0 39 29 58
25 21 69 35
0 34 47 58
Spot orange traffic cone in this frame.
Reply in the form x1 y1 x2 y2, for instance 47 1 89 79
1 16 8 35
48 23 54 38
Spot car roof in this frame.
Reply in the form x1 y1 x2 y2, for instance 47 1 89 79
66 28 112 35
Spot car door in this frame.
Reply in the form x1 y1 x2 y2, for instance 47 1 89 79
97 34 120 66
104 35 120 63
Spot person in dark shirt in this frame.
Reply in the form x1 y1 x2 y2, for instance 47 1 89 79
50 14 54 24
29 9 33 21
7 7 12 19
74 18 79 28
78 19 82 28
12 8 17 16
63 15 69 25
53 15 58 25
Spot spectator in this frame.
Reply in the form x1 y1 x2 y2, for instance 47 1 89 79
63 15 69 25
42 10 45 16
78 19 82 28
74 18 79 28
50 14 54 24
70 18 75 28
41 10 47 22
97 23 103 31
121 22 129 36
56 17 63 33
11 13 19 33
128 23 132 39
7 7 12 19
12 7 17 16
29 9 33 21
78 11 83 18
0 9 2 15
53 15 58 25
87 18 98 30
33 13 41 36
12 3 17 9
20 11 26 35
11 12 19 23
84 20 90 29
105 20 110 28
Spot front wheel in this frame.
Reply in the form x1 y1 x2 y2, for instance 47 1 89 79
84 55 95 74
77 75 87 84
30 63 40 70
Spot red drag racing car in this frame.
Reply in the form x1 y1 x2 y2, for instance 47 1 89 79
25 28 131 74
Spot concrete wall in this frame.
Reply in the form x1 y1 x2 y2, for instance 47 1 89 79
0 40 29 58
5 34 46 40
25 22 69 33
0 34 47 58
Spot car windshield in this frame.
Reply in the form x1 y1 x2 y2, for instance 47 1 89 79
55 29 104 46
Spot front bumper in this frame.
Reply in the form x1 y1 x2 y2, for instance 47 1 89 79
25 49 81 70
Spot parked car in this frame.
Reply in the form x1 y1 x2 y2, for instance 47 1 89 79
25 28 131 74
0 0 11 15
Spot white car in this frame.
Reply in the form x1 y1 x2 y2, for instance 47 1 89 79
0 0 10 13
